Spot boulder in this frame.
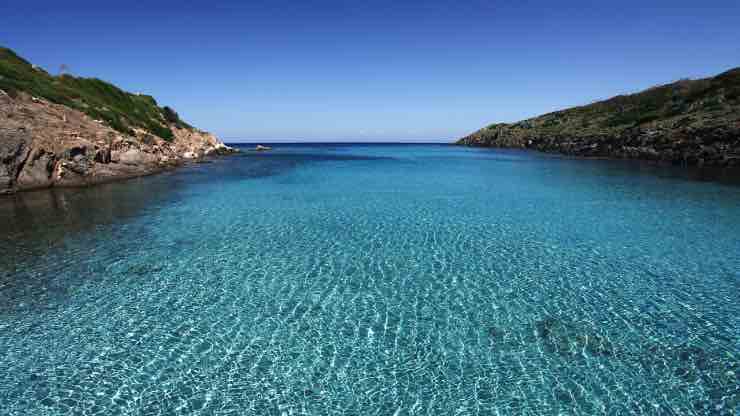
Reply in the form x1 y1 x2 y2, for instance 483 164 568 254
16 148 55 190
115 148 158 165
60 146 92 175
0 128 31 194
94 146 111 163
205 143 238 155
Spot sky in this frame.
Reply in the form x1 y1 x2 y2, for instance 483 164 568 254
2 1 740 142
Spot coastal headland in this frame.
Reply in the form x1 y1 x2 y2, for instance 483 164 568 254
0 47 236 194
458 67 740 167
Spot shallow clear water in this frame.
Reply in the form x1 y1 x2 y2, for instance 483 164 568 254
1 144 738 415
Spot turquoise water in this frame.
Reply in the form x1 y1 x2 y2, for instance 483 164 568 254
0 143 738 415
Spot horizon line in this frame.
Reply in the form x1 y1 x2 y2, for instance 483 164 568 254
222 139 456 144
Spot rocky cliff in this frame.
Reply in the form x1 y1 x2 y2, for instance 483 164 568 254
0 47 236 194
457 68 740 167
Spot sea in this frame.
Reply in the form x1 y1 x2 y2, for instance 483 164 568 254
1 143 738 415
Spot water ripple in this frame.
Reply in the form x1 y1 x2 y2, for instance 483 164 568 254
0 144 738 415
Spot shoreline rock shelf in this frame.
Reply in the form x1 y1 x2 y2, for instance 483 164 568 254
0 93 237 194
0 46 238 194
0 91 237 194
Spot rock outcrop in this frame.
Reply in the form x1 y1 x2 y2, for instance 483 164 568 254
0 46 238 194
0 91 236 194
0 127 31 192
457 68 740 167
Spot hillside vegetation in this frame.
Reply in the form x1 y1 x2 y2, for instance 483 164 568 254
1 47 234 194
0 47 191 141
458 68 740 166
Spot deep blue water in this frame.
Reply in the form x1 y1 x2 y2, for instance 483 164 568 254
0 143 738 415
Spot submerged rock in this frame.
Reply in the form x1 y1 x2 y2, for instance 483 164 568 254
126 263 164 276
487 326 500 338
533 316 615 358
638 342 739 414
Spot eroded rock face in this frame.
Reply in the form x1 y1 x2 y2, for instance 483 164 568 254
0 128 31 194
62 146 92 175
0 92 237 194
94 147 111 164
115 148 158 166
16 148 55 190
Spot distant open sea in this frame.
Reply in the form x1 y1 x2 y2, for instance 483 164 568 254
1 143 738 415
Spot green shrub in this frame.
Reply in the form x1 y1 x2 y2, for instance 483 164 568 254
725 87 740 101
636 111 661 125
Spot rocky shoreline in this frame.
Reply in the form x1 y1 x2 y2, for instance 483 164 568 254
457 68 740 167
457 124 740 167
1 91 237 194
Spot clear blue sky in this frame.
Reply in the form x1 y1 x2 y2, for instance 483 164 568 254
2 1 739 142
